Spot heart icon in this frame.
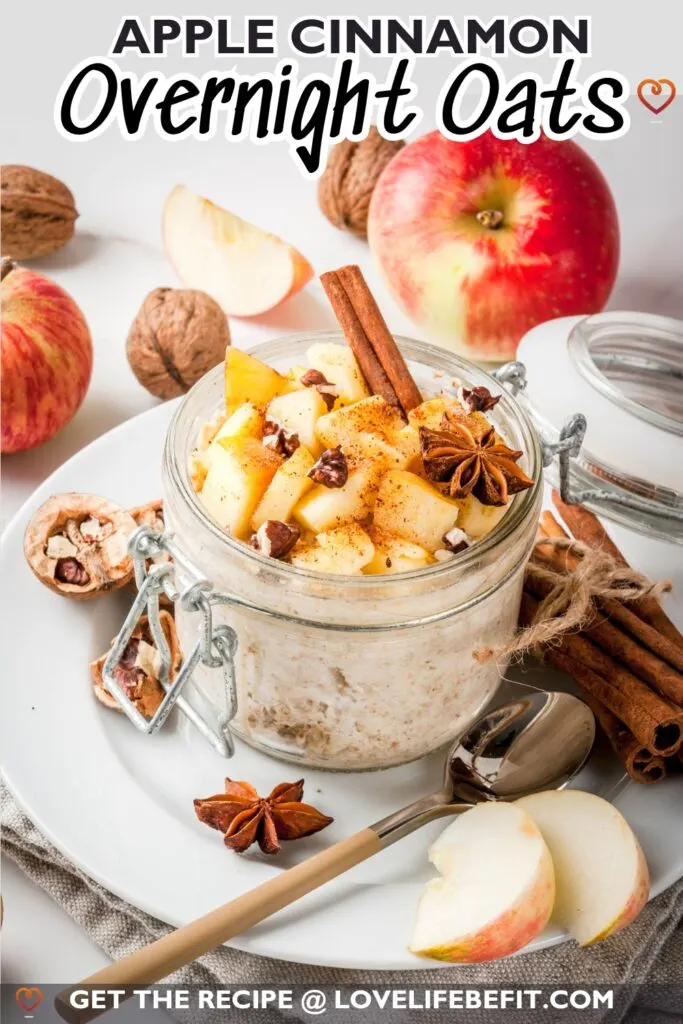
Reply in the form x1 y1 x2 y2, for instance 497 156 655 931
15 987 43 1012
637 78 676 114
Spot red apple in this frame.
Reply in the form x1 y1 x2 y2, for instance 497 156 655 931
1 260 93 453
368 132 619 362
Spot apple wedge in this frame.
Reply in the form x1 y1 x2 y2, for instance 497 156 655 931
516 790 649 946
163 185 314 316
410 803 554 963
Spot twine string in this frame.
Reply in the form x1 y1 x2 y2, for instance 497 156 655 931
475 536 672 662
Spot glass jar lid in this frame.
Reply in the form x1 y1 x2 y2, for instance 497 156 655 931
513 311 683 544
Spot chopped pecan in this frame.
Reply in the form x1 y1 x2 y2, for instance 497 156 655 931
24 494 138 600
194 777 333 855
442 526 469 553
308 447 348 488
90 610 181 718
250 520 300 560
263 418 300 457
129 499 173 611
300 369 338 411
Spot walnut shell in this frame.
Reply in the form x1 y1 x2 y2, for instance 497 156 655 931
127 288 231 400
24 493 137 600
129 499 174 611
1 165 78 259
317 128 405 239
90 610 181 717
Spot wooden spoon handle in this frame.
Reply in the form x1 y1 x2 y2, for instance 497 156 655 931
59 828 379 1012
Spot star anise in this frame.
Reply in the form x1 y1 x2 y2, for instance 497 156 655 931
194 778 333 855
419 417 534 507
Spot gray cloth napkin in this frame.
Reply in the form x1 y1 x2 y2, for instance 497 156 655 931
2 785 681 1024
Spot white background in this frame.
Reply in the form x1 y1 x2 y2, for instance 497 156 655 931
2 0 682 984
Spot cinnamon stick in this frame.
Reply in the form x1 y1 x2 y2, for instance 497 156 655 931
536 514 683 691
320 270 400 409
555 662 667 784
521 588 682 755
321 265 423 414
552 490 682 645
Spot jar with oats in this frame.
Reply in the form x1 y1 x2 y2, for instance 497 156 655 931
162 333 542 771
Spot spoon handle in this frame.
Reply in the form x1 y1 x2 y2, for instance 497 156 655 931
57 828 380 1017
58 800 472 1021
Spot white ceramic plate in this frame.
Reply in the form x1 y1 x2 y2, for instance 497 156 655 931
2 402 682 970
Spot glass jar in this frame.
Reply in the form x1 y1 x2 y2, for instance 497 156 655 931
162 333 543 771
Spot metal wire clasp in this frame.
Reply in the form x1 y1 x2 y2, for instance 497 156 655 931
494 361 587 506
102 525 238 757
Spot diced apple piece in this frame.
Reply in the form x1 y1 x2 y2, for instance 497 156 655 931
364 529 432 575
457 494 508 540
267 389 328 455
293 464 381 534
408 395 462 431
216 401 264 442
317 395 405 449
192 402 265 486
516 790 649 947
251 446 316 530
307 342 370 404
410 803 554 963
163 185 314 317
199 436 282 539
291 524 375 575
224 348 287 413
373 470 460 552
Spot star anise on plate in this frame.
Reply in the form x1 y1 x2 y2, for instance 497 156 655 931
419 416 534 506
194 778 333 855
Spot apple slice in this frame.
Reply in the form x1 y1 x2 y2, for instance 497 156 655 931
410 803 554 963
163 185 314 316
516 790 649 946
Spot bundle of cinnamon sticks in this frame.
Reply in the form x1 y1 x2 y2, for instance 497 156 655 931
522 491 683 784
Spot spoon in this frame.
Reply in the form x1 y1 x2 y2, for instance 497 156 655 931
64 690 594 1000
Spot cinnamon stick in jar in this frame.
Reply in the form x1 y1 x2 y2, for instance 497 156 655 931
321 265 423 415
320 269 400 409
552 491 682 645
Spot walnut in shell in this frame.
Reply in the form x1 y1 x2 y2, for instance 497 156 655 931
90 611 181 717
317 128 405 239
24 493 137 600
1 165 78 259
127 288 231 400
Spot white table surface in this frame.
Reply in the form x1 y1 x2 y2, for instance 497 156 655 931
3 0 683 986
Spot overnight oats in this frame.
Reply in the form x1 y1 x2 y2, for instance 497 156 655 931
162 269 542 770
